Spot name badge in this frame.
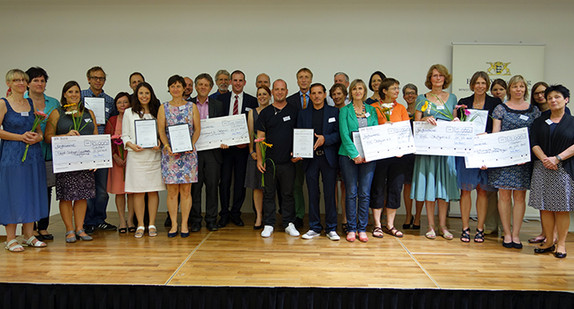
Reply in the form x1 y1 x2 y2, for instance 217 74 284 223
85 118 92 123
365 112 370 117
519 115 529 121
545 119 554 125
437 105 445 110
21 112 29 117
328 117 336 123
245 107 251 111
105 108 110 112
179 105 186 110
283 116 291 122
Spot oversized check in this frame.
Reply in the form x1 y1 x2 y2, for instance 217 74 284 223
195 114 250 151
413 121 474 156
465 127 531 168
359 120 415 161
52 134 112 173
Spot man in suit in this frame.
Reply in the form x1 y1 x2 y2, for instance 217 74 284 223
285 67 313 228
295 83 341 241
209 69 230 101
189 73 225 232
217 70 259 228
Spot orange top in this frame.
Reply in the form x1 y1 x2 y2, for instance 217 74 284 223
370 101 410 124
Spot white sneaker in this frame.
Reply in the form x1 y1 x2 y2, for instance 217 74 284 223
261 225 274 238
326 231 340 241
285 223 300 237
301 230 320 240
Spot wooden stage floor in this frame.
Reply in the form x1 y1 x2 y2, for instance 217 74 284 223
1 213 573 292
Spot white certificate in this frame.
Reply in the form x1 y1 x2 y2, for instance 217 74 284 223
352 132 365 158
466 109 489 134
134 119 158 148
413 121 474 156
465 127 531 168
293 128 314 158
359 120 415 161
52 134 112 173
84 97 105 125
168 124 193 153
195 114 250 151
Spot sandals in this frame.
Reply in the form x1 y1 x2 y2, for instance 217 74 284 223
425 229 436 239
342 223 348 234
474 229 485 243
65 230 77 243
372 227 384 238
5 239 24 252
128 226 137 233
358 232 368 243
460 228 471 243
24 236 47 247
148 225 158 237
346 231 356 242
441 227 453 240
134 226 145 238
383 226 403 238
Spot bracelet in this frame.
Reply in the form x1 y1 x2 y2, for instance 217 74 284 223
556 155 563 162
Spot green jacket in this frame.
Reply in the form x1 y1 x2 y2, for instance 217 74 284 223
338 102 378 159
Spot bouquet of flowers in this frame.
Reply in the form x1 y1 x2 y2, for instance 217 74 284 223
64 103 90 132
254 137 275 187
420 94 454 120
376 102 394 122
21 111 48 162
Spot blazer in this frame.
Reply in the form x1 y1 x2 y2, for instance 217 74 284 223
457 94 501 133
218 92 258 116
297 105 340 169
191 97 225 163
286 91 310 111
338 102 378 158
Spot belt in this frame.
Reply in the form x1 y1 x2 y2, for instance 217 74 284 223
314 149 325 156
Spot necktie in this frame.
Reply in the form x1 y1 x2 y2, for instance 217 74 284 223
233 95 239 115
302 94 307 109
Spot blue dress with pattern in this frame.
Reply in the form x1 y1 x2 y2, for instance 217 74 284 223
0 98 48 225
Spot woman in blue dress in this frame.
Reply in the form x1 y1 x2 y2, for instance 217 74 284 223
411 64 460 240
0 69 48 252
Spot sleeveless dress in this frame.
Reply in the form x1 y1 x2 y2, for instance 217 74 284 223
0 98 48 224
54 108 96 201
410 94 460 202
160 101 198 184
105 115 126 194
244 109 262 189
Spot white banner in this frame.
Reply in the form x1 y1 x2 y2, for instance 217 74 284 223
195 114 250 151
52 134 112 173
413 121 474 156
359 120 415 161
465 128 531 168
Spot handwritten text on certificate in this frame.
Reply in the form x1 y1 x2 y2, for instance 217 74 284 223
52 134 112 173
465 127 531 168
413 121 475 156
195 114 250 151
359 120 415 161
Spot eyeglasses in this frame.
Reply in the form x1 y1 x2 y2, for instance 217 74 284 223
533 91 545 97
90 76 106 81
11 78 27 83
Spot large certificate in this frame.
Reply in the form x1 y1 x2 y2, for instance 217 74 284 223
83 97 105 125
466 109 489 134
413 121 475 156
293 128 314 158
352 132 365 158
134 119 158 148
465 127 531 168
195 114 250 151
359 120 415 161
52 134 112 173
168 124 193 153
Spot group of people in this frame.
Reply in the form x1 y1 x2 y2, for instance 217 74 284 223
1 65 571 259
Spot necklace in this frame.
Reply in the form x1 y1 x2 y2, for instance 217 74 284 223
273 105 282 115
354 103 365 117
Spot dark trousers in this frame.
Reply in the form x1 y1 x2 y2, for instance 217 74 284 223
191 151 221 224
370 157 406 210
35 187 52 230
85 168 109 226
263 161 295 228
305 155 337 233
219 147 248 219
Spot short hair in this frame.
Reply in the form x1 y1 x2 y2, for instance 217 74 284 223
296 68 313 78
490 78 507 92
60 81 84 111
334 72 349 83
231 70 245 80
545 84 570 100
215 69 230 79
5 69 29 83
86 66 105 78
402 83 418 95
272 79 287 89
129 72 145 82
368 71 387 91
310 83 326 93
531 81 549 105
132 82 161 119
379 78 400 100
469 71 491 92
349 79 368 102
167 74 186 88
329 83 348 98
25 67 48 82
424 64 452 90
195 73 214 88
507 75 529 101
256 73 270 81
114 92 131 107
257 85 271 96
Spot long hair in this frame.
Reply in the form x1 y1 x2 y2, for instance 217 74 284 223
60 81 85 112
132 82 160 118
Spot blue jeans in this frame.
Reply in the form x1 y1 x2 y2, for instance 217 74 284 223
339 156 376 233
85 168 109 226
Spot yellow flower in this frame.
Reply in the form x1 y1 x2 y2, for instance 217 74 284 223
421 101 429 112
63 103 77 108
262 141 273 148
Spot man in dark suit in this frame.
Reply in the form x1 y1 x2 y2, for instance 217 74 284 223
285 67 314 228
189 73 225 232
217 70 259 227
294 83 341 241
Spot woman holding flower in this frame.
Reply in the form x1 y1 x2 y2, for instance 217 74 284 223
411 64 460 240
369 78 410 239
0 69 48 252
105 92 134 233
44 81 98 243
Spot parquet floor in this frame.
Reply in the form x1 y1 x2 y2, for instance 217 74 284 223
1 213 573 291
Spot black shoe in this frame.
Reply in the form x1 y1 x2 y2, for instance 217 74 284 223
253 224 263 230
555 252 567 258
512 241 523 249
402 217 414 230
206 222 219 231
84 225 96 235
97 222 117 231
191 223 201 232
164 216 171 227
230 216 244 227
38 232 54 240
294 217 303 229
534 245 555 254
217 216 230 228
502 241 513 248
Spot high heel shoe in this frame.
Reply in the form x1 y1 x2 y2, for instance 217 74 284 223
65 231 76 243
76 229 93 241
402 217 413 230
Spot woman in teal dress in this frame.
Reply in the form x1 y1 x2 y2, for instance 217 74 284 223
411 64 460 240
